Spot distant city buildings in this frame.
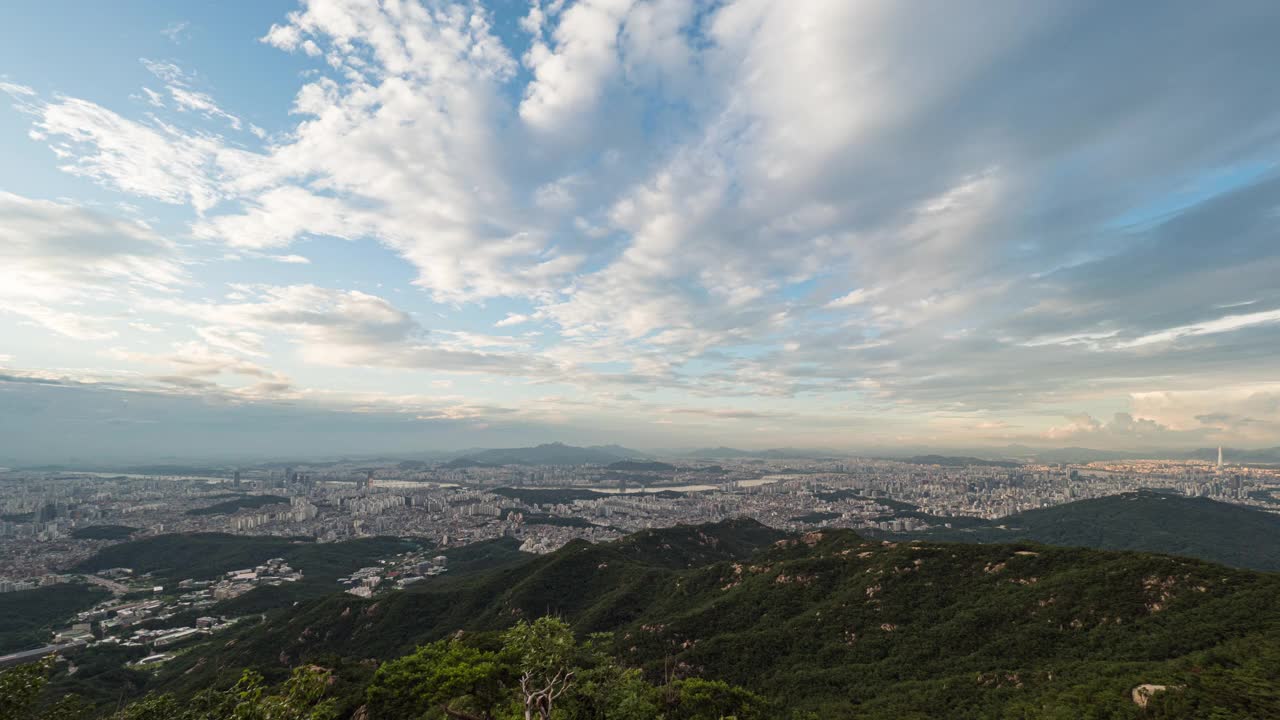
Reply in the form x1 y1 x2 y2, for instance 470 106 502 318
2 453 1278 593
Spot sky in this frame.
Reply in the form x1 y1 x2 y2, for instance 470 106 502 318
2 0 1280 464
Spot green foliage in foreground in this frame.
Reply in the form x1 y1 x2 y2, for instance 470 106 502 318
3 619 763 720
0 584 108 654
2 658 338 720
364 617 764 720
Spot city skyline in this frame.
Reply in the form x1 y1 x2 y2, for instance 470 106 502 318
3 0 1280 463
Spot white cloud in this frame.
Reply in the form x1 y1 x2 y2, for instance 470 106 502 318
495 314 533 328
0 191 183 303
23 96 226 211
520 0 634 132
1120 308 1280 348
1130 386 1280 443
196 326 268 356
10 303 119 341
267 254 311 264
620 0 695 88
142 58 244 130
162 21 191 44
0 191 185 340
826 287 883 308
193 186 368 249
141 87 166 107
104 341 295 398
149 284 566 378
1041 411 1208 448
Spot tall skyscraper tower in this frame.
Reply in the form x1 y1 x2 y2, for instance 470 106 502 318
1217 447 1224 469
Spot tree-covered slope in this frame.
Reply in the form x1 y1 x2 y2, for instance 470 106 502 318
72 533 416 587
154 520 1280 718
0 584 109 653
186 494 289 516
919 490 1280 571
68 525 137 540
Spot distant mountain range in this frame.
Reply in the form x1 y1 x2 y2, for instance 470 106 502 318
679 446 835 459
17 443 1280 473
439 457 498 469
898 454 1022 468
606 459 677 472
445 442 646 466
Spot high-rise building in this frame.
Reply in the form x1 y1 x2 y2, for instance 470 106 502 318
1217 447 1224 469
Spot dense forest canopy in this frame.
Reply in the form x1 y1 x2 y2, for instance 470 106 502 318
5 519 1280 718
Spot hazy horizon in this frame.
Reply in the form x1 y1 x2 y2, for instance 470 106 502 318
3 0 1280 462
1 424 1270 469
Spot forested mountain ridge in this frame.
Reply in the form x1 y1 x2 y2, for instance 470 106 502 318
125 518 1280 719
913 490 1280 571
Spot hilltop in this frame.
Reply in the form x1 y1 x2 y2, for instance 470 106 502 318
916 490 1280 571
0 584 109 654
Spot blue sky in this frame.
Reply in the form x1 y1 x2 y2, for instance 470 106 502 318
2 0 1280 464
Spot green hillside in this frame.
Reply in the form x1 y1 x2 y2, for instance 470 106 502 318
918 490 1280 571
72 533 416 588
69 525 137 540
120 519 1280 718
0 584 109 653
186 494 289 516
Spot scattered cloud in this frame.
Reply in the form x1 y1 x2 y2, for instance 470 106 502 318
141 58 244 130
0 191 182 301
161 21 191 44
495 314 533 328
0 192 184 339
266 254 311 264
1119 308 1280 348
826 287 883 309
2 0 1279 454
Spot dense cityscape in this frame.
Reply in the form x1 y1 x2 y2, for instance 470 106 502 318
5 449 1276 584
4 444 1278 669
